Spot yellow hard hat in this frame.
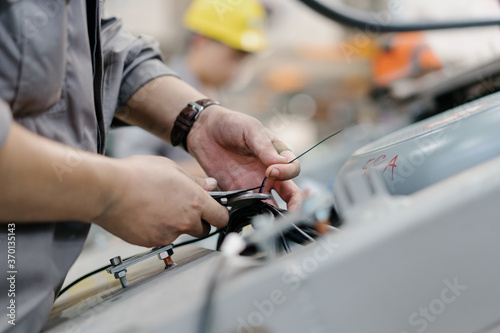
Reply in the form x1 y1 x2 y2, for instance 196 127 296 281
184 0 267 53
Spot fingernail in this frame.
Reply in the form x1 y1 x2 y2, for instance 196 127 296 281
268 168 279 179
205 177 217 189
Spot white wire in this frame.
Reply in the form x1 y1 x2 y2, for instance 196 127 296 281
290 221 316 242
274 208 316 243
325 225 340 232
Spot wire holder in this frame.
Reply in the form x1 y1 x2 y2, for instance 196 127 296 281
106 244 175 288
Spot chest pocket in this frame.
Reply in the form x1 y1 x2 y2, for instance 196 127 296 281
0 0 68 117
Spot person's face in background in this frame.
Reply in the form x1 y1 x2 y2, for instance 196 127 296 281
190 35 249 87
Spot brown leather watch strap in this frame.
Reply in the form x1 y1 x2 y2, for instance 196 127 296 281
170 98 219 151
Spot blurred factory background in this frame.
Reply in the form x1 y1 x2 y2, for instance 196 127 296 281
59 0 500 296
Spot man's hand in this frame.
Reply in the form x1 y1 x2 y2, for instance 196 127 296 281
187 106 303 211
0 124 228 247
93 156 228 246
93 156 229 247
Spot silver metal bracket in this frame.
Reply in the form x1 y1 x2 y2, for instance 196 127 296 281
107 244 175 288
209 190 271 206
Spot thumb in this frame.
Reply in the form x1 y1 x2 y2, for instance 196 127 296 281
191 175 218 191
247 129 288 167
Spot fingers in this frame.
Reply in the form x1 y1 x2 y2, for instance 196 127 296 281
245 130 302 206
264 137 301 181
246 131 301 181
272 180 304 211
185 219 212 239
180 190 228 238
190 175 218 191
184 179 229 237
265 150 301 181
246 127 288 166
272 140 291 154
199 191 229 230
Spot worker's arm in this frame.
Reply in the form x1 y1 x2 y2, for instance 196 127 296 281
114 75 303 210
0 122 228 247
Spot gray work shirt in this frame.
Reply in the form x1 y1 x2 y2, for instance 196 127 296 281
0 0 175 331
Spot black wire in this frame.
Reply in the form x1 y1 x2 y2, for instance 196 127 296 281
173 229 222 247
217 201 271 250
57 264 112 299
258 127 348 194
56 229 222 299
289 127 348 163
258 177 267 193
299 0 500 32
200 204 286 333
199 202 320 333
211 186 262 199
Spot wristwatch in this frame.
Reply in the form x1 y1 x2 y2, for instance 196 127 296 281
170 98 219 151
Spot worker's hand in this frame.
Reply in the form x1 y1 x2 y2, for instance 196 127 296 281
93 156 229 247
187 106 303 211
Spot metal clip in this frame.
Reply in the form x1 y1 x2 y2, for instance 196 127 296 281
107 244 175 288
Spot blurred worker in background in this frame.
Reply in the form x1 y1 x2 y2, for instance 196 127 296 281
370 31 442 127
180 0 267 96
372 31 442 90
112 0 268 176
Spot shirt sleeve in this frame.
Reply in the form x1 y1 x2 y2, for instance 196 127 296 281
0 99 12 150
99 17 179 123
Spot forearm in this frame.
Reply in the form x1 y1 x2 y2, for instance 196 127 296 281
0 123 121 223
115 75 206 142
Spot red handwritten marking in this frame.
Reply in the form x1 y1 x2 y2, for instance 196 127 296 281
362 159 375 176
362 154 398 180
383 155 398 180
374 155 386 167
